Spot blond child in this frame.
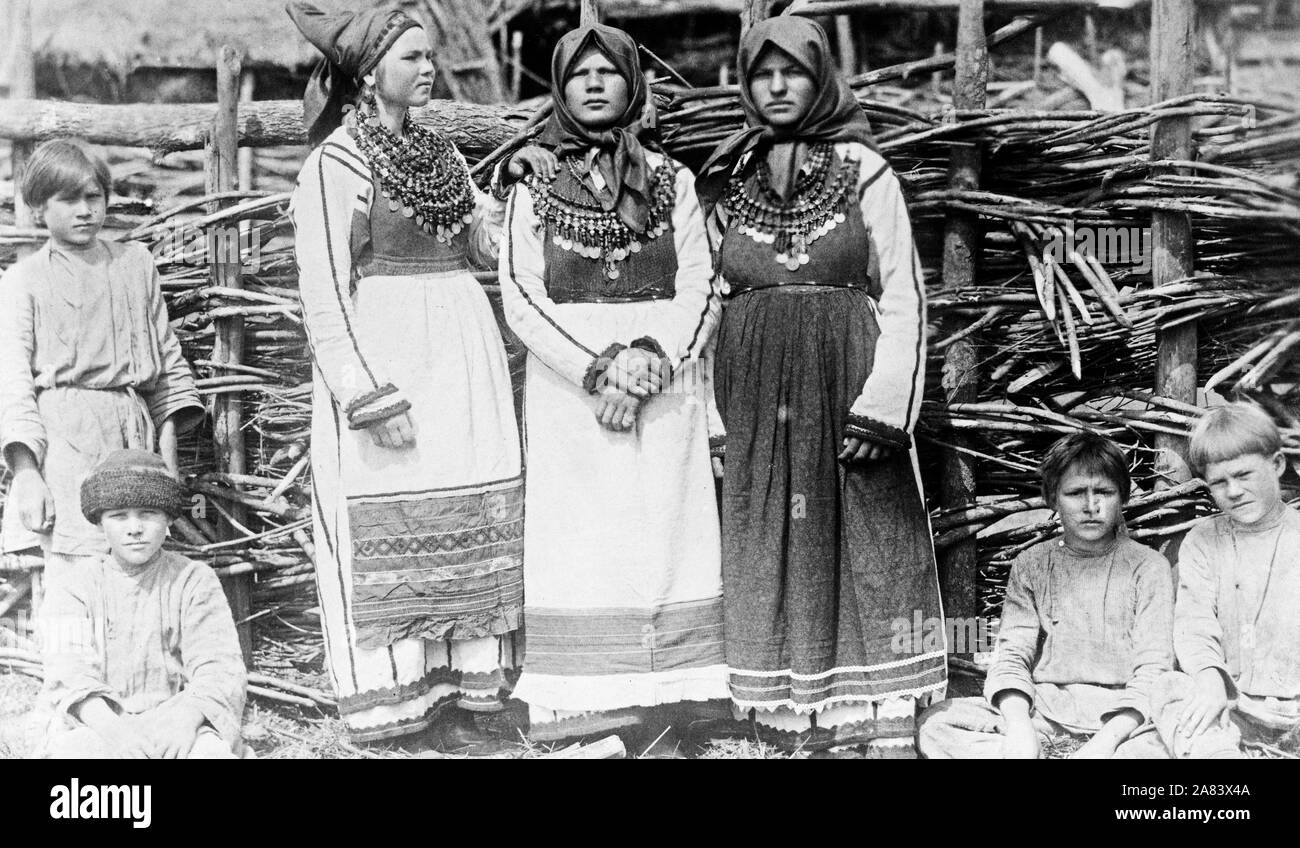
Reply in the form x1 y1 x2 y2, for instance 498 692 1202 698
1153 403 1300 758
0 140 202 577
918 432 1174 759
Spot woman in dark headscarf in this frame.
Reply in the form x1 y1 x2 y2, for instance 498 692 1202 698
498 23 727 751
286 2 532 753
699 17 947 756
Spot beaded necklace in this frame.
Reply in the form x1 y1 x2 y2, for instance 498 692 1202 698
525 156 677 281
722 143 860 271
347 110 475 245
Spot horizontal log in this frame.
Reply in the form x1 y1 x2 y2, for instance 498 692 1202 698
0 99 524 156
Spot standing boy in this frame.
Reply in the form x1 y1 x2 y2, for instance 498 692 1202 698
41 450 247 759
918 432 1174 758
1154 402 1300 758
0 140 202 578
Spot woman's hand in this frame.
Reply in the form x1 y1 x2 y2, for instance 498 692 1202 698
594 389 640 432
711 457 724 479
507 145 559 182
602 348 662 398
11 467 54 534
838 436 893 464
367 411 417 449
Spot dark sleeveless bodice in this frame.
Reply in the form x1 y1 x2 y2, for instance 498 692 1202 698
352 173 470 279
532 167 678 304
718 152 876 297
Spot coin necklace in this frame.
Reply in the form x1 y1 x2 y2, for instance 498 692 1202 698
348 108 475 245
525 157 677 281
721 143 860 272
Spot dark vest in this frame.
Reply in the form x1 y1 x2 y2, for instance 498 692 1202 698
533 168 678 305
351 173 471 279
718 154 876 297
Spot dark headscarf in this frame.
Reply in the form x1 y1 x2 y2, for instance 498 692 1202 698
539 24 657 234
286 2 422 147
697 16 878 213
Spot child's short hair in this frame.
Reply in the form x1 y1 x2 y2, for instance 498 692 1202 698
1188 402 1281 475
20 139 112 209
1040 431 1131 507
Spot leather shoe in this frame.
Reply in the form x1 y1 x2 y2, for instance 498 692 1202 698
434 707 513 757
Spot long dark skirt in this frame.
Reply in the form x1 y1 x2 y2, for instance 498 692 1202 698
715 286 947 715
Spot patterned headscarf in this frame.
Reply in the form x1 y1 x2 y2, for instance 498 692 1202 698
539 24 658 234
285 1 422 147
697 16 878 212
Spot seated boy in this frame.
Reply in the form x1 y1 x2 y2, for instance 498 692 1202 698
918 432 1173 759
39 450 247 758
1153 403 1300 758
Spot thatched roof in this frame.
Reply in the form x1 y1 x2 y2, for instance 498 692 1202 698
28 0 364 71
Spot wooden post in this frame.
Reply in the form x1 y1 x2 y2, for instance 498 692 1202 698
10 0 36 261
835 15 859 75
1150 0 1197 483
1033 25 1043 85
580 0 601 25
206 46 252 662
510 29 523 101
938 0 987 645
1084 9 1098 64
742 0 776 33
237 71 255 193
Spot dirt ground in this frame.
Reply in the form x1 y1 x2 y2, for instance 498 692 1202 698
0 668 795 759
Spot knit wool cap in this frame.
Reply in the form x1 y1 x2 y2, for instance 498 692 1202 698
80 450 189 524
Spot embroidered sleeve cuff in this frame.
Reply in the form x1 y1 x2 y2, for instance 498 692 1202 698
150 397 206 435
345 383 412 430
582 343 627 395
984 676 1036 710
1 433 47 468
630 336 669 360
62 689 125 722
709 434 726 459
1102 692 1151 725
844 414 912 450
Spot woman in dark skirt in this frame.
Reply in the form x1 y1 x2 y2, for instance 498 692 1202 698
698 17 947 756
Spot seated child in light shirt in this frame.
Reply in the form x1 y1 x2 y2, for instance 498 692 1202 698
1152 402 1300 758
918 431 1174 759
40 450 247 759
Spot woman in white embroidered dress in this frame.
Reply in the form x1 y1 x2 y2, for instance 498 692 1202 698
287 2 523 752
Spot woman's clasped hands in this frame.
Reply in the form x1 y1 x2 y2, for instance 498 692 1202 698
593 346 669 432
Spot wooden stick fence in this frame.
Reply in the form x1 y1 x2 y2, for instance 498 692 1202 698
2 5 1298 684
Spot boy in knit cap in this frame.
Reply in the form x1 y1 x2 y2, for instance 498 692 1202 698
1153 403 1300 758
40 450 247 758
917 432 1174 758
